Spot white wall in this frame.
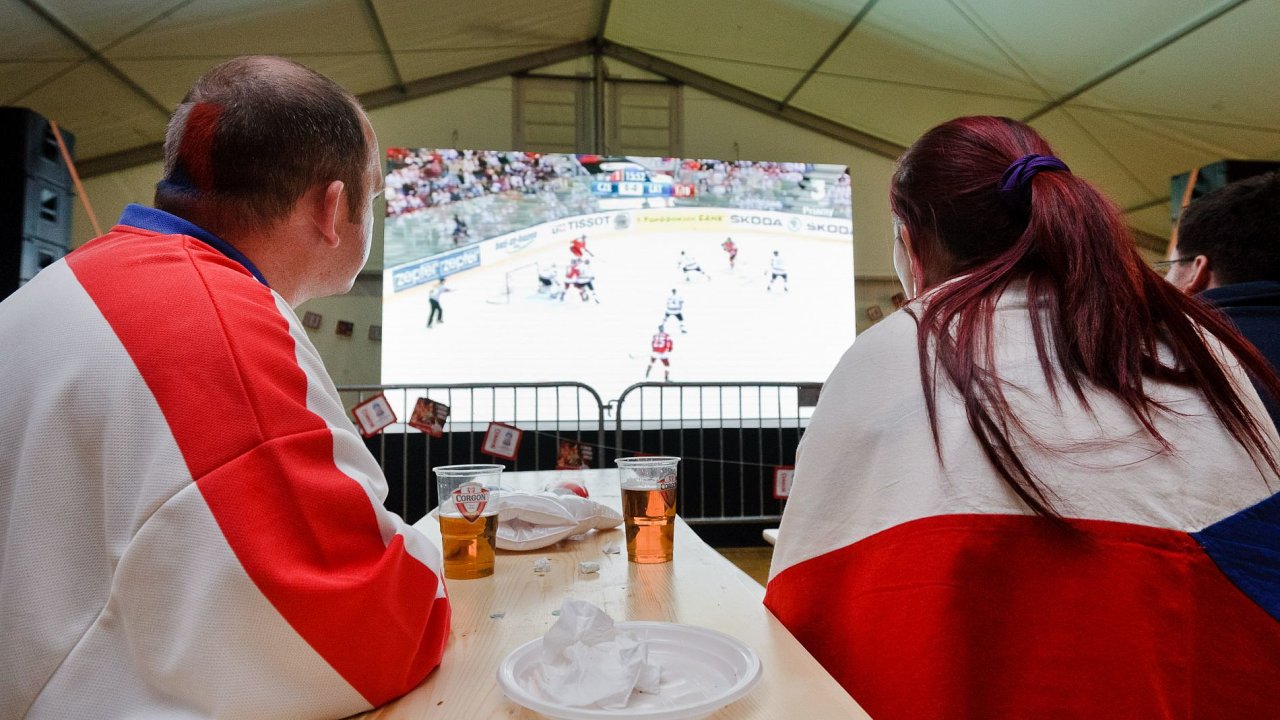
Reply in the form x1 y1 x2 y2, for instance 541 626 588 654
72 160 164 249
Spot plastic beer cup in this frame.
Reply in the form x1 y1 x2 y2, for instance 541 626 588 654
615 456 679 563
433 464 504 579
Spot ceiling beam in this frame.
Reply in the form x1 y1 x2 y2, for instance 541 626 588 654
359 39 595 110
77 142 166 178
1022 0 1251 123
1125 197 1168 214
780 0 881 107
602 40 905 159
359 0 406 95
1131 226 1169 255
596 0 613 44
80 40 598 177
18 0 171 118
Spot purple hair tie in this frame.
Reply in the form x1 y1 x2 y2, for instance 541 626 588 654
997 154 1070 207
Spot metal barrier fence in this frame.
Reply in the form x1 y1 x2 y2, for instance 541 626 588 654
336 381 819 525
612 382 821 525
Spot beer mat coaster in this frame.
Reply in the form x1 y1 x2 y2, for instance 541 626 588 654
497 622 761 720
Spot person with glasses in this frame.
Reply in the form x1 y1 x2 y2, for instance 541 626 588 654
1163 171 1280 428
766 116 1280 720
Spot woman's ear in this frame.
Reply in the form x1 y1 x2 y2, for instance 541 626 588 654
893 222 921 299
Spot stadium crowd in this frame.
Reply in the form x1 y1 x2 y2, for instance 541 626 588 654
384 149 581 218
384 154 853 263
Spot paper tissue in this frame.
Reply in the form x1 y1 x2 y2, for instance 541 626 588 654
535 599 662 708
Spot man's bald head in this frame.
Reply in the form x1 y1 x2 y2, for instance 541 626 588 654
155 56 371 231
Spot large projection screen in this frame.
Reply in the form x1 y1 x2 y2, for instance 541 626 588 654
382 151 853 419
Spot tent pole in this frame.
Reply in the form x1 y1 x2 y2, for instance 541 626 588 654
593 51 607 154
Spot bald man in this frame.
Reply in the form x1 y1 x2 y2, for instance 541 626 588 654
0 57 450 719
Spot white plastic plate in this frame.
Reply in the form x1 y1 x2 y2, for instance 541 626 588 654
497 621 762 720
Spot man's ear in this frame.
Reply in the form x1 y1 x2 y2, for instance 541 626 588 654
315 180 346 248
1185 254 1212 294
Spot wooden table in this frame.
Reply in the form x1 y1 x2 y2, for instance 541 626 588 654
359 469 869 719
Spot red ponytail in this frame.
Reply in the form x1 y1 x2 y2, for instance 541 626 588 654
891 116 1280 516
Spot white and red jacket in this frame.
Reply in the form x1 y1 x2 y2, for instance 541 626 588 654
0 205 450 719
765 283 1280 719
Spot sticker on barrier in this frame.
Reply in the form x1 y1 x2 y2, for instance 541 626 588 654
773 466 795 500
351 393 397 438
482 422 523 461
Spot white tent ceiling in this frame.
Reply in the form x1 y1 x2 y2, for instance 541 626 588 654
3 0 1278 240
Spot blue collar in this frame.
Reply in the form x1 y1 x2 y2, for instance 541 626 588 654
117 204 269 287
1200 280 1280 307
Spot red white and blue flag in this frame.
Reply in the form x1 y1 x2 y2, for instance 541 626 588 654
765 296 1280 720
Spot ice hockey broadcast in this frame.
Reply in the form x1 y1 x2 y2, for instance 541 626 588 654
382 150 854 413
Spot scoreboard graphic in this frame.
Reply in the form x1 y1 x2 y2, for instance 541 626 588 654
591 168 696 198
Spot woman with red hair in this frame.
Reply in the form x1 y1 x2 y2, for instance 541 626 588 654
765 116 1280 719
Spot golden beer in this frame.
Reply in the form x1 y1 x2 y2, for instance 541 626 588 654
622 486 676 563
439 512 499 579
433 464 504 580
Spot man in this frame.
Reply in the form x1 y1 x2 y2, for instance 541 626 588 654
569 234 593 259
1165 171 1280 428
537 262 558 294
575 259 600 303
768 250 789 292
427 278 453 327
451 213 468 245
0 57 450 719
678 250 711 281
664 288 687 333
560 258 581 302
646 326 674 381
721 237 738 269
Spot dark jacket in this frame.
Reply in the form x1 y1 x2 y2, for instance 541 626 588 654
1200 280 1280 431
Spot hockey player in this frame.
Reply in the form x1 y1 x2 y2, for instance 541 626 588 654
768 250 789 292
722 237 738 269
664 288 687 333
537 263 558 295
560 259 581 302
678 251 711 281
646 326 674 381
569 235 594 259
575 259 600 303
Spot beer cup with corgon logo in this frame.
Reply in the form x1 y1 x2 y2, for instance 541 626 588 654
433 464 504 579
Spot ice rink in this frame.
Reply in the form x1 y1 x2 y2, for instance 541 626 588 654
382 229 855 409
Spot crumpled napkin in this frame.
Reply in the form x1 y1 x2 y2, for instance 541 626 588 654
535 599 662 708
498 491 622 551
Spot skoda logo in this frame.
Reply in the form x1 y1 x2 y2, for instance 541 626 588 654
614 213 631 230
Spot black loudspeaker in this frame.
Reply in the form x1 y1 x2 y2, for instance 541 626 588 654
1171 160 1280 225
0 107 75 301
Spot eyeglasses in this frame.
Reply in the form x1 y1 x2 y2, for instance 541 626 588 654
1153 256 1197 270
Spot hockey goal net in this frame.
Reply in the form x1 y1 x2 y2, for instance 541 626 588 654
486 262 540 304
